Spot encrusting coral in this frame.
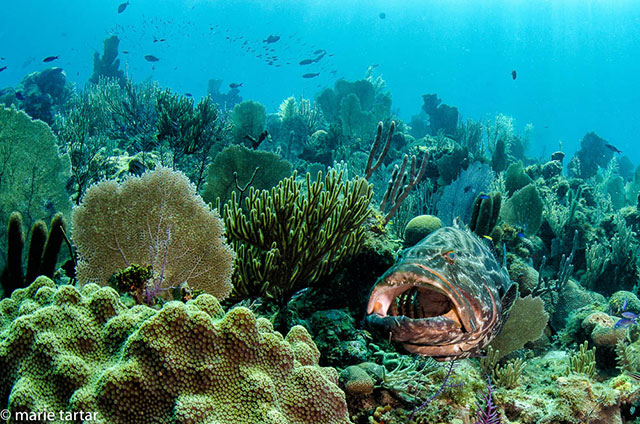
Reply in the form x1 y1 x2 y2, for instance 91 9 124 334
0 277 352 424
72 166 235 302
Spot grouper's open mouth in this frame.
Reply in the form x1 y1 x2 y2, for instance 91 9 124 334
366 264 477 345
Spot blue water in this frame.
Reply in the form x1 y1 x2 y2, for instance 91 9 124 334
2 0 639 163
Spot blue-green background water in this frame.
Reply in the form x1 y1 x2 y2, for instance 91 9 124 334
2 0 639 162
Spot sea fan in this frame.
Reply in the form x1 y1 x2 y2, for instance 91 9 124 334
475 375 501 424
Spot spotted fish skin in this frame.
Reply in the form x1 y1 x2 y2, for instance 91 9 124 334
366 226 517 361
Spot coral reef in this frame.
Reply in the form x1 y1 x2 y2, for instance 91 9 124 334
156 90 228 189
16 67 72 124
207 78 242 109
89 35 125 86
317 78 391 141
500 184 544 235
569 132 614 179
0 277 352 424
469 191 502 239
421 94 459 137
3 46 640 424
436 162 494 225
488 295 549 360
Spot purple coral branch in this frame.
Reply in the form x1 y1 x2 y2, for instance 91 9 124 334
365 121 395 180
475 374 501 424
143 225 173 305
409 360 461 420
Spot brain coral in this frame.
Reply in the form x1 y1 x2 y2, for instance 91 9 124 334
0 277 352 424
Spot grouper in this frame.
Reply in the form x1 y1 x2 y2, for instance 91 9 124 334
366 226 518 361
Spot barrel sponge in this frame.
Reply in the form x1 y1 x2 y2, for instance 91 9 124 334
0 278 352 424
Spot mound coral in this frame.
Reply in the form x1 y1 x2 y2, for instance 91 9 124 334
72 166 235 301
0 277 352 424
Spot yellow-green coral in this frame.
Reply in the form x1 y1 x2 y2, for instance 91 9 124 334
222 169 372 305
568 341 596 377
0 277 351 423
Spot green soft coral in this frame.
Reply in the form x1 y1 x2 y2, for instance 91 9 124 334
221 170 372 330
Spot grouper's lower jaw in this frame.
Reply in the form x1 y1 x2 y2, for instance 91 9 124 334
365 314 479 360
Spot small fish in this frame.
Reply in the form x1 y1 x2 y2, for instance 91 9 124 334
184 93 192 97
482 235 493 241
511 69 517 80
117 1 130 13
313 49 325 55
122 50 129 54
229 83 243 89
0 66 6 72
516 232 526 238
479 194 490 200
379 12 386 19
605 143 622 154
15 92 25 100
463 185 472 193
263 35 280 44
42 55 59 63
299 59 314 65
302 72 320 78
615 318 637 329
144 55 160 62
366 226 517 361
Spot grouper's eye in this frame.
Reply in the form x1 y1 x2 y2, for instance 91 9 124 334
443 250 456 265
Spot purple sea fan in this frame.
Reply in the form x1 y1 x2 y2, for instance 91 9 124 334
475 375 501 424
436 162 494 225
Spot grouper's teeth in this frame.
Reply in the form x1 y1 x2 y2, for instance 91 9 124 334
390 297 399 317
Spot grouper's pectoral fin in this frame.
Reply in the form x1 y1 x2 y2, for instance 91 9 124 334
500 283 519 322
